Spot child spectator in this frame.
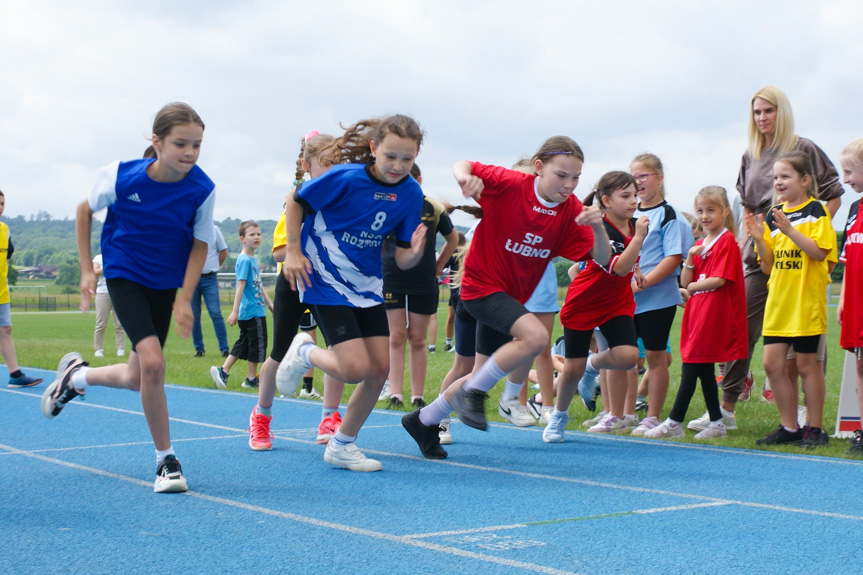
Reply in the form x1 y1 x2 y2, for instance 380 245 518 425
211 220 273 390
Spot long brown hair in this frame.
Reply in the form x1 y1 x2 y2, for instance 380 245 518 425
143 102 205 159
319 114 425 166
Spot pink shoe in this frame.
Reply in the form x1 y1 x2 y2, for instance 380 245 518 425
738 371 754 401
317 412 342 444
247 407 273 451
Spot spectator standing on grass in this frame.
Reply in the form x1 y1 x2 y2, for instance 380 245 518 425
210 220 273 390
0 190 43 388
91 253 126 358
191 224 229 358
42 102 215 493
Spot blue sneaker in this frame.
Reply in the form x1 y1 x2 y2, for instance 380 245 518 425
8 373 43 388
543 410 568 443
577 364 600 412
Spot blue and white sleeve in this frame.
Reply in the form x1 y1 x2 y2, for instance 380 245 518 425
193 188 216 245
88 161 121 212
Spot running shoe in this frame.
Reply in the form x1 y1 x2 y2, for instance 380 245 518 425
94 350 104 357
316 411 342 444
154 454 188 493
248 406 273 451
577 364 600 411
498 397 536 427
797 406 808 428
210 366 228 390
402 410 448 459
582 410 608 428
542 411 568 443
631 416 661 437
738 371 754 401
324 440 382 472
526 394 543 420
276 332 314 397
846 430 863 458
761 388 775 403
799 425 828 449
299 387 323 400
621 414 639 430
643 418 684 439
587 413 624 434
538 409 552 426
241 377 259 389
634 397 649 412
8 373 43 388
387 396 404 410
439 417 452 445
412 397 427 409
443 343 453 352
755 425 802 446
378 380 391 400
693 421 727 440
687 409 737 431
41 352 87 419
450 388 488 431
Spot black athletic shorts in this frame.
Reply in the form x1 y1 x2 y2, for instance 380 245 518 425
763 335 821 354
269 273 314 362
564 315 637 359
454 299 477 357
313 304 389 347
231 317 268 363
633 305 677 352
461 292 528 357
383 291 438 315
107 278 175 349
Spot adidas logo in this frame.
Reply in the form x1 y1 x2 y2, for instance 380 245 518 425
126 193 141 202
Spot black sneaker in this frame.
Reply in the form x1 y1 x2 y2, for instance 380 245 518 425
41 352 88 419
412 397 426 409
154 454 188 493
387 396 404 410
443 343 453 352
428 345 436 353
451 388 488 431
402 410 447 459
194 350 205 357
799 426 829 448
846 430 863 458
526 394 542 420
242 377 259 389
755 425 803 446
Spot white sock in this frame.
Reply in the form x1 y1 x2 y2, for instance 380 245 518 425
584 355 599 379
299 342 315 366
419 395 452 426
155 446 175 463
720 406 734 418
332 430 355 446
501 379 523 402
71 367 90 392
463 356 506 393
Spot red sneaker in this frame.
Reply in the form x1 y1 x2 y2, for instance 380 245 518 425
317 411 342 444
760 388 775 403
248 406 273 451
739 371 754 401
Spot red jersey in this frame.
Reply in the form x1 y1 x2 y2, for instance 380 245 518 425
840 199 863 350
460 162 594 304
561 217 637 331
679 230 748 363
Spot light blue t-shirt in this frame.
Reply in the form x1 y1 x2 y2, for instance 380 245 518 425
633 200 694 314
235 253 266 320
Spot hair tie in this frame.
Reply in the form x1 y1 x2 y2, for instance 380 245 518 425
539 150 573 156
292 178 304 187
304 130 320 143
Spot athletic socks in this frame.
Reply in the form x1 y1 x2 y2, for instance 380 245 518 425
155 446 175 464
256 405 272 417
303 376 314 392
584 355 599 379
299 342 315 366
501 379 523 402
332 430 356 446
463 356 507 394
322 406 337 419
445 337 453 347
71 366 90 392
419 395 453 426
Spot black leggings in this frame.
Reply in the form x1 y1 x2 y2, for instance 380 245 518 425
669 363 722 423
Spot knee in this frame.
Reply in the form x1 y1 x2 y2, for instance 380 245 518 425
341 357 370 384
614 347 639 370
389 329 407 348
522 328 548 357
139 354 166 380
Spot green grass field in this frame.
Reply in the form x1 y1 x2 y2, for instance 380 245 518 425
9 291 857 459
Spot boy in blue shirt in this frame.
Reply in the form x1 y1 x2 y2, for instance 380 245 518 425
211 221 273 389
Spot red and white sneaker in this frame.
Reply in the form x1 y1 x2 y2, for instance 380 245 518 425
738 371 754 401
317 411 342 444
761 388 775 403
247 406 273 451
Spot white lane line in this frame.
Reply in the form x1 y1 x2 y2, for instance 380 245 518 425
6 389 863 522
0 435 249 456
0 442 582 575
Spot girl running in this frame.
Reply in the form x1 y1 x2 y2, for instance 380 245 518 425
644 186 747 440
248 130 348 451
42 102 216 493
628 153 694 436
745 151 837 448
544 171 647 441
277 115 427 472
401 135 610 459
838 139 863 457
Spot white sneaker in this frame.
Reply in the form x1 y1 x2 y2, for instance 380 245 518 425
299 388 323 400
276 332 313 396
797 405 808 428
439 417 452 445
693 420 727 440
687 408 737 431
94 350 104 357
643 418 684 439
582 410 608 428
543 411 568 443
631 416 661 436
324 440 381 472
498 398 536 427
538 409 552 426
117 349 125 357
378 380 391 401
621 414 639 430
587 413 622 433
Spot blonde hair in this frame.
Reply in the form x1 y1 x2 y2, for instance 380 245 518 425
748 86 797 160
511 157 534 174
840 138 863 171
681 212 703 238
294 132 336 185
630 152 665 199
694 186 737 236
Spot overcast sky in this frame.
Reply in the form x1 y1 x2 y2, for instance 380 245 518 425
2 0 862 229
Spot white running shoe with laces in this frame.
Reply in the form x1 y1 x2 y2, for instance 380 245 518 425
543 411 568 443
324 441 382 472
498 397 536 427
687 408 737 431
276 332 314 396
693 420 727 439
582 410 608 428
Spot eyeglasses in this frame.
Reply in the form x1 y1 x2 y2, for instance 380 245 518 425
633 172 657 183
